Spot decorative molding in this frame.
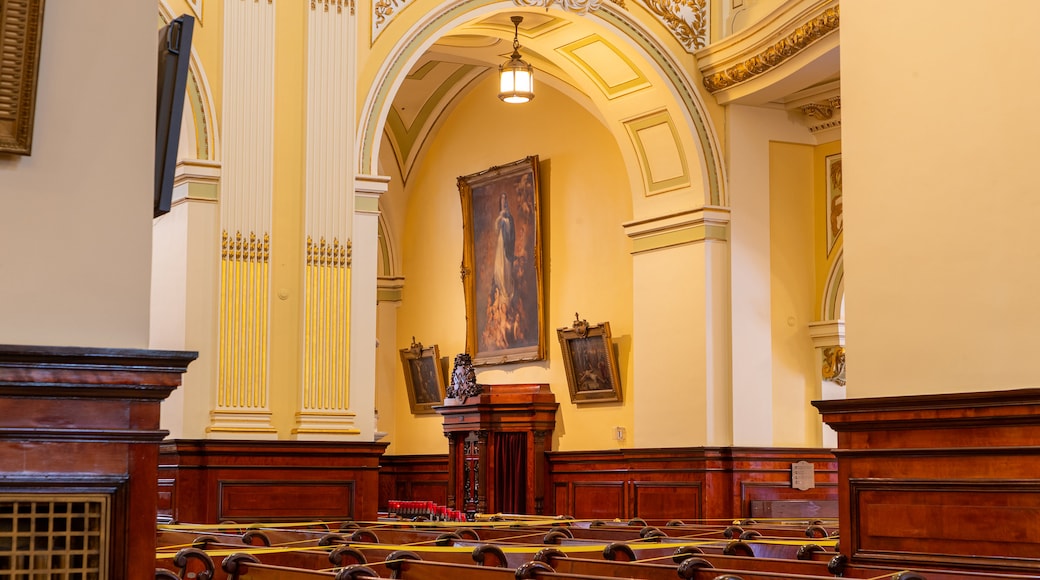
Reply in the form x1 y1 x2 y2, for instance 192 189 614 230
311 0 350 12
557 35 650 99
795 95 841 136
821 346 845 386
0 0 45 155
808 319 844 348
623 109 691 196
513 0 622 13
373 0 405 40
700 3 839 94
216 230 272 430
623 206 730 253
640 0 709 51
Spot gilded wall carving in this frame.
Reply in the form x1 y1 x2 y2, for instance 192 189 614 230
703 6 839 93
642 0 708 51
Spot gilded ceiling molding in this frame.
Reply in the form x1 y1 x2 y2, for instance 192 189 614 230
800 95 840 135
513 0 624 13
640 0 708 51
373 0 405 40
702 5 838 93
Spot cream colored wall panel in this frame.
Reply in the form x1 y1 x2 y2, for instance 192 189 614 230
727 104 814 446
842 1 1040 397
768 141 818 447
0 2 154 348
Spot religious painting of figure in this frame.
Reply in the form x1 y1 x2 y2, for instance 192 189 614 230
826 153 842 255
557 314 622 404
458 156 545 366
399 340 446 414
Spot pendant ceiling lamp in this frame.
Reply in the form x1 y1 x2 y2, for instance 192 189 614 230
498 16 534 104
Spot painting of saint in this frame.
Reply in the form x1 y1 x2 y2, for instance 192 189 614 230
459 157 544 365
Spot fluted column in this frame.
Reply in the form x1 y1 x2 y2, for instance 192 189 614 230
293 0 359 438
211 0 277 436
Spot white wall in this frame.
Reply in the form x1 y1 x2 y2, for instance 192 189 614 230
0 1 156 348
842 1 1040 396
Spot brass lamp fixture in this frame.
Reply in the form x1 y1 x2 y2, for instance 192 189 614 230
498 16 534 104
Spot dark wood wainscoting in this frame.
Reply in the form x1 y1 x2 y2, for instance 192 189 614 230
546 447 837 521
0 344 196 580
815 389 1040 574
378 447 836 521
378 454 450 511
159 439 388 524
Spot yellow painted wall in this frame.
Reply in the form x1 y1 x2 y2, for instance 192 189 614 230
0 2 156 348
768 142 818 446
386 74 634 454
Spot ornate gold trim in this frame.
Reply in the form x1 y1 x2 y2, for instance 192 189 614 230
822 345 846 386
641 0 708 51
513 0 624 12
702 6 838 93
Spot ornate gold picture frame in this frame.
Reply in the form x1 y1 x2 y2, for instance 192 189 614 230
399 338 446 414
458 156 545 366
0 0 46 155
557 314 622 404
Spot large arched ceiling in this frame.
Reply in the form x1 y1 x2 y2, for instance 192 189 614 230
383 10 604 184
377 0 841 197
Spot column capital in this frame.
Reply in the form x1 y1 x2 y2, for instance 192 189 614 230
808 319 845 348
355 174 390 215
622 206 730 254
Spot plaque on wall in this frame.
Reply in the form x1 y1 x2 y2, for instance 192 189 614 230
791 460 816 491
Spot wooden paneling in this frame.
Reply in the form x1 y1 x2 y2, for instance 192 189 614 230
632 481 703 520
814 388 1040 573
160 439 388 524
219 480 356 521
571 481 626 519
378 454 449 511
546 447 836 521
0 344 195 580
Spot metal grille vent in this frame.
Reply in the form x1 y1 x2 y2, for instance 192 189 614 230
0 494 109 580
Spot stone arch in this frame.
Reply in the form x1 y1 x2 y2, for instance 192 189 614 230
355 1 725 208
821 248 844 321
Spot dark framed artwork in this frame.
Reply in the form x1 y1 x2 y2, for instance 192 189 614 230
458 156 544 366
0 0 46 155
399 338 446 414
557 314 622 404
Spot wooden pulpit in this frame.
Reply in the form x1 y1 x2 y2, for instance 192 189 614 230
435 384 557 517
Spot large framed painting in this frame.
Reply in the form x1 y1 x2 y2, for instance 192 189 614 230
458 156 544 366
826 153 843 255
557 314 622 404
399 338 446 414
